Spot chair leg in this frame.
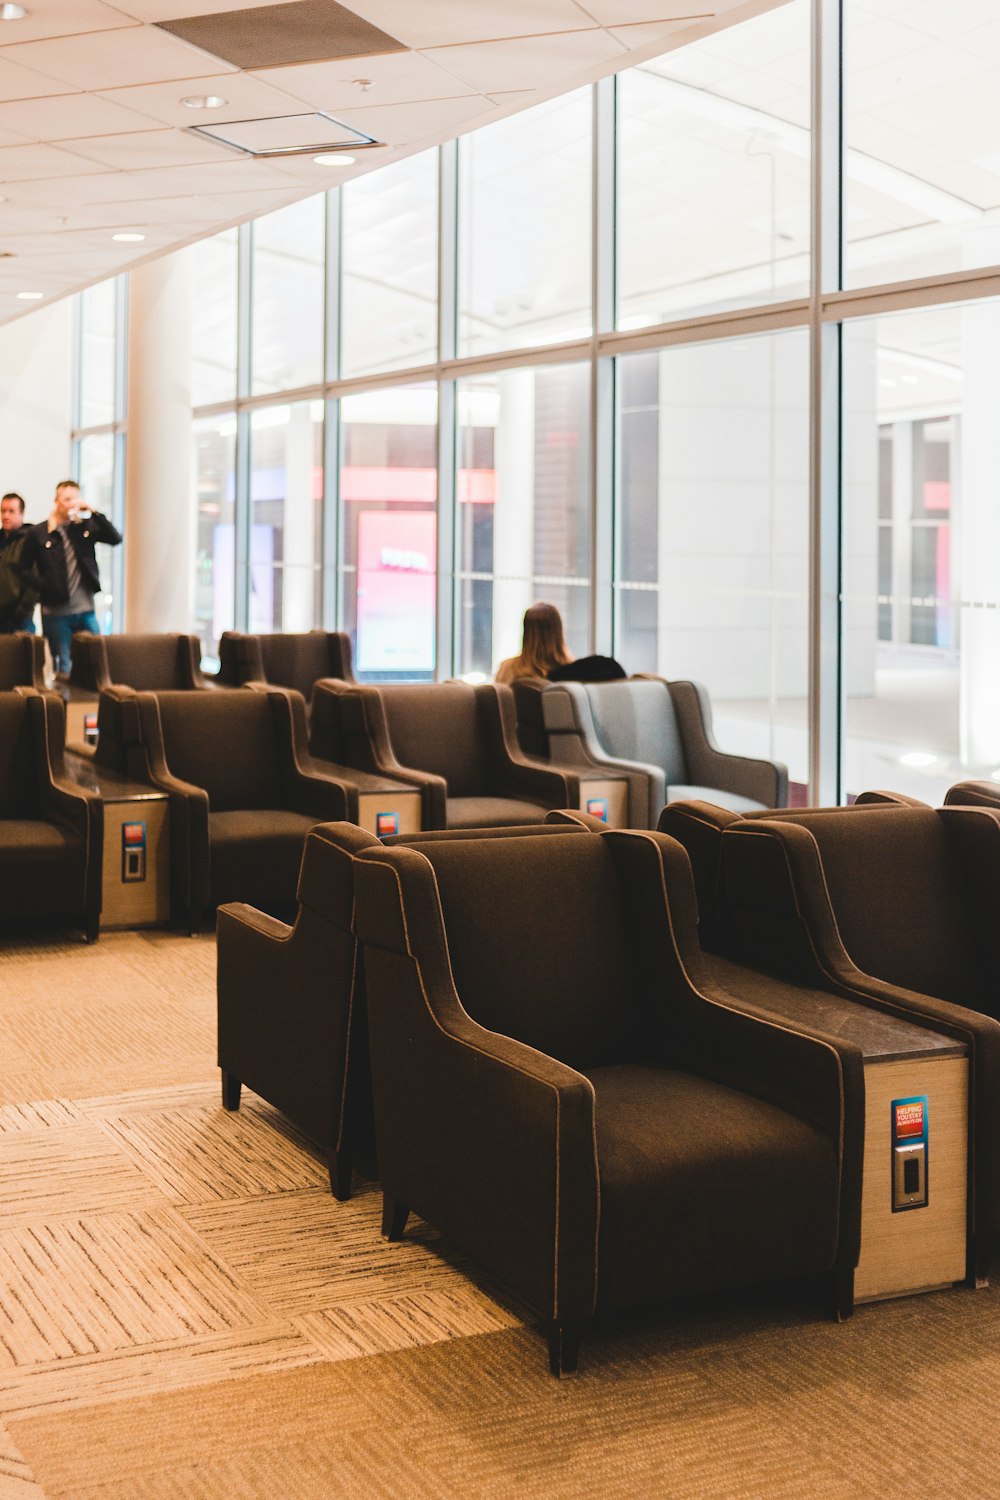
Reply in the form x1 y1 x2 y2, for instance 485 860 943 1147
381 1194 409 1241
221 1071 241 1111
84 914 100 944
547 1320 580 1378
329 1147 352 1202
832 1263 854 1323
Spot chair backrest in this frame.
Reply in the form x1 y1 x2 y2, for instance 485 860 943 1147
152 691 286 810
74 633 197 692
218 632 353 695
579 679 687 779
408 834 642 1068
379 682 488 795
0 634 43 690
725 806 986 1006
0 692 40 817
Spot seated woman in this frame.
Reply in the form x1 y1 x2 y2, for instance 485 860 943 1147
495 602 625 684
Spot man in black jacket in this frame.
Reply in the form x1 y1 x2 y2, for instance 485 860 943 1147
0 492 40 633
19 479 122 674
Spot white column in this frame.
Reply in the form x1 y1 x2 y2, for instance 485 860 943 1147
491 369 535 666
0 301 73 516
959 227 1000 766
124 251 192 633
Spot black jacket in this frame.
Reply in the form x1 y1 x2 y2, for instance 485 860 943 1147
19 511 122 608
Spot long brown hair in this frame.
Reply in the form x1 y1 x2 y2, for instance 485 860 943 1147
513 602 571 679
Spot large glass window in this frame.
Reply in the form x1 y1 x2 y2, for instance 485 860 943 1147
191 229 238 408
339 386 437 679
617 0 810 328
193 413 236 656
456 364 591 677
249 402 324 633
341 150 438 378
615 330 810 792
251 197 326 396
78 281 117 428
844 1 1000 288
458 90 592 357
842 302 996 805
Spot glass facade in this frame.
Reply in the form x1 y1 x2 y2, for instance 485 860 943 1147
70 0 1000 802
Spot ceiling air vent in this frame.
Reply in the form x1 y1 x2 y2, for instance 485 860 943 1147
188 110 378 160
157 0 408 70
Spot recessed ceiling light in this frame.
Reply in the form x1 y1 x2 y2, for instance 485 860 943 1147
16 290 43 300
0 4 28 19
313 153 355 166
111 232 146 243
181 94 227 109
899 751 936 769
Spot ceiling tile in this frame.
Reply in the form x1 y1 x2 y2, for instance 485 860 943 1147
0 90 163 142
61 126 240 169
322 92 498 148
0 53 74 101
607 18 713 50
64 154 300 201
0 140 111 181
96 69 310 126
111 0 303 18
580 0 715 22
0 1 141 43
423 28 627 94
338 0 600 50
251 50 478 111
0 24 237 91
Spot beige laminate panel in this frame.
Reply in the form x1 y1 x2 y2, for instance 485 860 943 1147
100 799 171 929
357 790 422 838
854 1055 968 1302
579 779 628 828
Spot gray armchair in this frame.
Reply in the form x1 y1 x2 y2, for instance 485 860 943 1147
217 630 354 699
513 676 788 827
0 633 45 690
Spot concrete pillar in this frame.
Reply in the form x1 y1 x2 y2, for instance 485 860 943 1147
124 251 192 633
0 301 73 517
959 227 1000 766
491 368 536 665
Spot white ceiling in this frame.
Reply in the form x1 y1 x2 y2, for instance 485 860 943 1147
0 0 767 319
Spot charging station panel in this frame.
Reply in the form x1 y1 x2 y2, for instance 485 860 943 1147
585 797 608 821
376 811 399 837
891 1095 929 1212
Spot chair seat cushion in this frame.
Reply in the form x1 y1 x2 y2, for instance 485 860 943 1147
208 808 318 909
667 784 768 813
445 797 549 829
584 1063 839 1311
0 820 81 862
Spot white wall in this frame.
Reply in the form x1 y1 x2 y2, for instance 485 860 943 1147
0 300 74 523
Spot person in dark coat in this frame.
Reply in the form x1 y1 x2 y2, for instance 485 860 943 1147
18 479 121 674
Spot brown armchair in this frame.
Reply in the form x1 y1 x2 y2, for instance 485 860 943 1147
945 781 1000 810
217 630 354 697
0 688 102 942
710 803 1000 1277
216 815 600 1201
0 633 45 690
130 686 352 931
310 679 583 829
352 828 864 1374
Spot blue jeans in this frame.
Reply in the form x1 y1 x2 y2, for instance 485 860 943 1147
42 611 99 675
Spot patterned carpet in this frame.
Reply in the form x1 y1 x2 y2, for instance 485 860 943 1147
1 929 999 1498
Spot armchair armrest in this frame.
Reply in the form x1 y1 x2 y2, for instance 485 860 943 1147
486 685 580 805
668 679 787 807
246 684 352 821
311 680 448 827
354 847 600 1321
